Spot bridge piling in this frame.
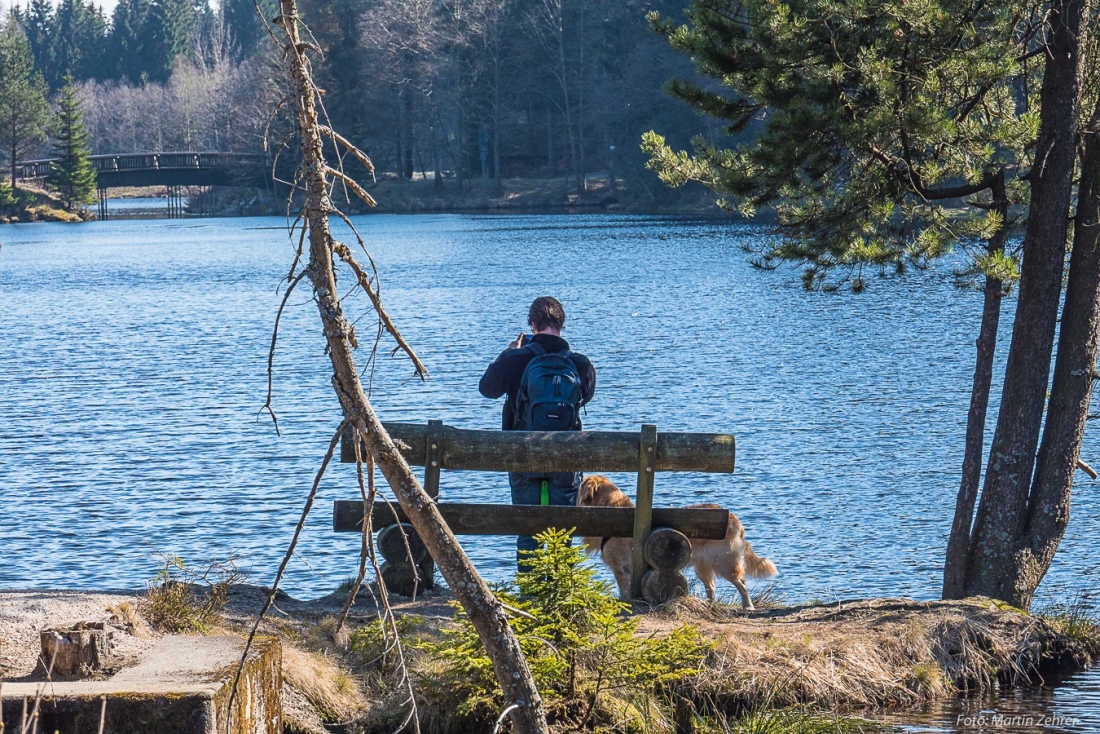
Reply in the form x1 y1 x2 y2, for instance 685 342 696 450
166 185 183 218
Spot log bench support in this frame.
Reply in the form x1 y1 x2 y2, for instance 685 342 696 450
337 421 736 604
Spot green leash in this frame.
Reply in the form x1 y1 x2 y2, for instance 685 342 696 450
540 480 549 506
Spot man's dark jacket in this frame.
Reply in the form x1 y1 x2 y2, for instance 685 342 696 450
478 334 596 430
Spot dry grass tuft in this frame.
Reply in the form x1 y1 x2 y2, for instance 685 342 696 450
282 644 367 723
639 597 1092 716
107 601 153 638
143 553 245 633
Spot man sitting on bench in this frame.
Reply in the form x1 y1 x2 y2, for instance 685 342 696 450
478 296 597 571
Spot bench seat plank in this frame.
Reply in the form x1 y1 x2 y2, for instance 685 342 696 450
333 501 729 540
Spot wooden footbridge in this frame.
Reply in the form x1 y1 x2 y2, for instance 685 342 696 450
336 421 737 604
15 152 271 219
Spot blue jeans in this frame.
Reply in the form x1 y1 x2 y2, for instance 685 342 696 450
509 471 580 572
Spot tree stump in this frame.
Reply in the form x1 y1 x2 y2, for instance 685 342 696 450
644 528 693 571
36 620 113 679
638 528 692 604
640 569 690 605
380 560 428 597
377 523 430 564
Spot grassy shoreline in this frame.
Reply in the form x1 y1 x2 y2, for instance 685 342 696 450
0 184 92 223
2 585 1097 733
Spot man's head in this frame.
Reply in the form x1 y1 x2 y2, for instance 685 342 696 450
528 296 565 335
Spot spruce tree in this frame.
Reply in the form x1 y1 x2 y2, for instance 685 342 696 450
48 0 109 88
107 0 150 82
143 0 196 83
46 76 96 210
18 0 55 75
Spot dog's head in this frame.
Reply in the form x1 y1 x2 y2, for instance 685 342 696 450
578 475 607 506
578 475 631 507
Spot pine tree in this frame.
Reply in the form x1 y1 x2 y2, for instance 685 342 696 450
46 76 96 210
0 18 50 194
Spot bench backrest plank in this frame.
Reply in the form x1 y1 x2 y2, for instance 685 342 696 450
341 423 735 473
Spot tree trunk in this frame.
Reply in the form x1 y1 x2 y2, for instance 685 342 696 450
402 87 415 180
942 171 1008 599
431 116 443 190
275 4 548 732
546 103 553 168
493 54 502 191
964 0 1090 604
1009 99 1100 609
11 135 18 193
393 85 404 179
576 0 587 193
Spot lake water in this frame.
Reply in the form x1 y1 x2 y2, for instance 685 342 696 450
1 214 1097 730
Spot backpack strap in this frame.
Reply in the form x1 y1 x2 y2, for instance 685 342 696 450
526 341 571 359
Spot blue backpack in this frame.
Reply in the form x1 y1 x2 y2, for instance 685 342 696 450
514 343 583 431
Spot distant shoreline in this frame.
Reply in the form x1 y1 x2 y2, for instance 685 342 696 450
3 176 761 223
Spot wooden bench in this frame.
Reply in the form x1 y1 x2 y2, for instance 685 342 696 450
335 421 736 603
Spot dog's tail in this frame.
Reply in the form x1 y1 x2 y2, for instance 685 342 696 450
743 541 778 578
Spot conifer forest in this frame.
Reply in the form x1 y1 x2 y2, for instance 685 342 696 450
1 0 711 187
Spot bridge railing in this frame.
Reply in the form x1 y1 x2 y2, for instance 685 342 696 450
93 152 264 172
17 152 267 179
16 160 53 179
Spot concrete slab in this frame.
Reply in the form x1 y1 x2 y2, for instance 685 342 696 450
1 635 281 734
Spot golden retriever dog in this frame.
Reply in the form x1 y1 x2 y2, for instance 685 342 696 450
577 475 777 608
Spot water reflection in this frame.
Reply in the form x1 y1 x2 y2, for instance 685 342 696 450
878 666 1100 732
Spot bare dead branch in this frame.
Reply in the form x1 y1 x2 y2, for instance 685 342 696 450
325 166 378 207
259 270 308 435
259 5 550 732
336 443 377 633
319 125 376 177
333 241 429 380
225 418 349 732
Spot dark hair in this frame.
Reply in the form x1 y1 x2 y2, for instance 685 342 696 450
528 296 566 332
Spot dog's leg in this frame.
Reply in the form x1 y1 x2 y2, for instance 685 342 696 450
694 564 717 602
731 576 754 611
614 565 632 600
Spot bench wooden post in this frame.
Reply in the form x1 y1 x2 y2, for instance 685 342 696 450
418 419 443 590
630 424 657 599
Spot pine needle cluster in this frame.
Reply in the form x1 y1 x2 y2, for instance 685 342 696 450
642 0 1035 290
